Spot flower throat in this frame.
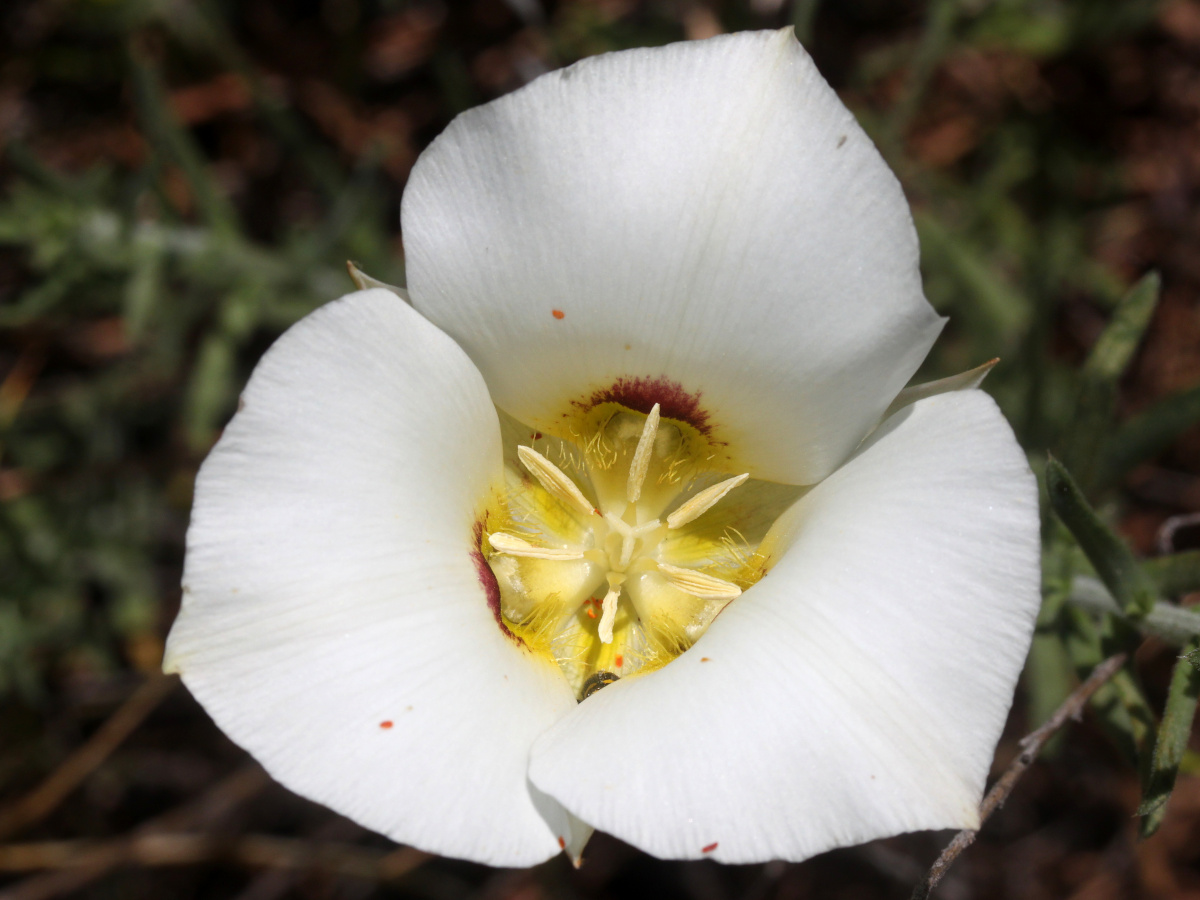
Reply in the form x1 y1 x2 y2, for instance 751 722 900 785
480 401 781 701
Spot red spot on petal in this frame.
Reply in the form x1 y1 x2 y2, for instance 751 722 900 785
579 376 712 436
379 721 393 729
614 655 623 667
532 432 542 440
552 309 565 319
473 520 524 647
557 836 566 850
702 842 718 854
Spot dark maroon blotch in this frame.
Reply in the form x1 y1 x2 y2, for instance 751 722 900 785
472 520 523 647
580 376 711 435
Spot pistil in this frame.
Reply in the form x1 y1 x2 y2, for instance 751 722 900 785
482 401 769 697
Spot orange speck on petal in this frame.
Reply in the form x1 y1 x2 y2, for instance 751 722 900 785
552 309 565 319
702 842 718 853
557 836 566 850
379 721 393 729
615 655 623 667
700 657 711 662
586 607 597 619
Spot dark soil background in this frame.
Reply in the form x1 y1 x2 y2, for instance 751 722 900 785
1 0 1199 898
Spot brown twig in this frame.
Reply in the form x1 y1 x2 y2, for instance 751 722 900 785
231 815 365 900
0 764 269 900
0 834 429 881
0 674 178 843
909 652 1128 900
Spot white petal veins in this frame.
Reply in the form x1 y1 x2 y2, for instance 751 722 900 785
528 390 1040 863
403 29 945 485
164 289 577 866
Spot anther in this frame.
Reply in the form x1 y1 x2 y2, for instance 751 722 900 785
488 532 585 560
667 473 750 529
626 403 661 505
517 446 597 518
656 562 742 600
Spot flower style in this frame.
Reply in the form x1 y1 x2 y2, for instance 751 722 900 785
164 29 1040 867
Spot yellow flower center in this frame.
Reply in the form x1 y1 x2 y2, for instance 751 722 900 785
480 401 798 700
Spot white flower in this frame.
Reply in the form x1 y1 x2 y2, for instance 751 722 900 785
164 29 1040 868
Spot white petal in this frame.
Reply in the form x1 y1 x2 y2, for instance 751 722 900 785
528 390 1039 862
164 289 578 866
402 29 943 485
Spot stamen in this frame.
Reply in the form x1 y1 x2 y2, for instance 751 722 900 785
488 532 585 560
656 562 742 600
626 402 661 504
598 576 623 643
517 445 596 518
666 473 750 529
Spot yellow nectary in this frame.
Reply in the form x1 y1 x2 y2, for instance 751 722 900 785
480 402 801 700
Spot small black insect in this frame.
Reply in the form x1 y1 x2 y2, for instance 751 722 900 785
580 670 620 700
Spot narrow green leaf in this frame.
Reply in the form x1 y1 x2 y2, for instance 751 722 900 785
127 42 239 236
1025 632 1077 755
1137 638 1200 837
1063 271 1160 489
123 234 164 340
184 334 236 452
916 212 1032 341
1083 272 1161 383
1143 551 1200 600
1047 457 1157 618
161 0 346 201
886 0 960 138
1063 607 1157 776
1068 576 1200 646
1099 383 1200 488
1181 749 1200 776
